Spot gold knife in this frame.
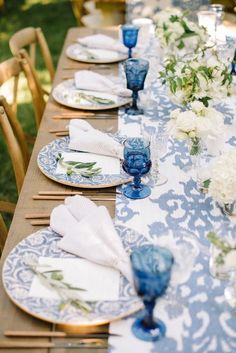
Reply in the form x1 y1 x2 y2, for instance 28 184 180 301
0 338 108 349
4 330 119 338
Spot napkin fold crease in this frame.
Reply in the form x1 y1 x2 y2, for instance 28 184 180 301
68 119 123 159
78 34 128 54
74 70 131 98
50 195 133 284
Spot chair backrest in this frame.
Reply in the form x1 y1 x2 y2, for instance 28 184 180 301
0 202 15 254
9 27 55 85
0 213 8 254
0 96 28 194
71 0 86 25
0 57 45 129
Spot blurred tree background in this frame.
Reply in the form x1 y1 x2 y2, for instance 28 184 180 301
0 0 77 225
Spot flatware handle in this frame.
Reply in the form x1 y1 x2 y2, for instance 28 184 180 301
52 115 92 120
58 112 94 116
4 330 116 338
0 341 54 348
49 128 68 133
30 220 50 226
25 213 51 219
33 195 116 201
38 191 83 196
55 132 69 136
0 340 108 349
4 330 66 337
33 195 66 200
52 115 117 120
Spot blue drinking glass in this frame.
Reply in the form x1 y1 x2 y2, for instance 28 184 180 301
124 58 149 115
121 24 139 58
122 137 151 199
131 244 174 342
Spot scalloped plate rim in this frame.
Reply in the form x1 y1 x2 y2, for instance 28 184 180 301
37 136 131 189
2 226 145 326
52 79 131 111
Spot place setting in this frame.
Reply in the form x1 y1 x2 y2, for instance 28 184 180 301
2 195 148 328
37 119 133 188
52 69 132 111
66 33 128 64
2 192 202 347
65 23 143 64
53 24 147 112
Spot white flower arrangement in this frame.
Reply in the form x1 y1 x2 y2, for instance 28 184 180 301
208 150 236 206
168 101 224 155
160 50 233 107
154 8 208 54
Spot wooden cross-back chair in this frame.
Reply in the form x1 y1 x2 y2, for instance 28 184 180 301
0 212 8 254
0 97 28 253
9 27 55 96
70 0 87 26
0 56 45 129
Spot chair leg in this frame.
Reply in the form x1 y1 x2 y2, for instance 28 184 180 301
0 213 8 254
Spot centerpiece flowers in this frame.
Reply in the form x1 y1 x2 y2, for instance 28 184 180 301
154 8 208 55
207 150 236 215
160 50 232 107
168 101 224 157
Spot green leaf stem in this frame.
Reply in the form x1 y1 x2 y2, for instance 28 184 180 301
57 154 102 178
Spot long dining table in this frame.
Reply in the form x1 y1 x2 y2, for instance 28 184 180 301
1 19 236 353
0 26 121 353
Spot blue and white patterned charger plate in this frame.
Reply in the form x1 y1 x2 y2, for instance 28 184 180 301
2 226 146 326
52 79 131 110
37 136 130 188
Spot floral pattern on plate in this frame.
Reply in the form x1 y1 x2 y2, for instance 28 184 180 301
52 79 131 110
2 226 146 326
37 136 130 188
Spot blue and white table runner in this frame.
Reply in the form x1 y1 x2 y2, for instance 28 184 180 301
109 4 236 352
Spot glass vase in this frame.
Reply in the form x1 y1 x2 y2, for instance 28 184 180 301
218 202 236 217
185 137 203 178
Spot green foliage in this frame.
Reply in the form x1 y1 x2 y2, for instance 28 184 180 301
57 154 102 177
189 137 201 156
0 0 77 227
159 52 232 107
207 231 236 266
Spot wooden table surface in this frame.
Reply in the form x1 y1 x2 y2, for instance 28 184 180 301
0 26 121 353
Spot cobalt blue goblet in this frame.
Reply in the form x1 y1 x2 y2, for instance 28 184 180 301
122 137 151 199
121 24 139 58
124 58 149 115
131 244 174 342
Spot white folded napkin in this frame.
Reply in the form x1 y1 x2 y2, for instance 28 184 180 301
68 119 123 159
50 195 133 284
74 70 131 97
78 34 127 54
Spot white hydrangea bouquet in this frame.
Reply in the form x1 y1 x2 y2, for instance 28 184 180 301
154 7 207 55
160 50 233 107
208 150 236 214
168 101 224 156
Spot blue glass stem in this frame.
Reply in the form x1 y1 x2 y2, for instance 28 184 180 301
133 175 141 189
131 91 138 111
128 48 132 58
143 299 156 328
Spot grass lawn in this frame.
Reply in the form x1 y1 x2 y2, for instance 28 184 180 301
0 0 77 226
